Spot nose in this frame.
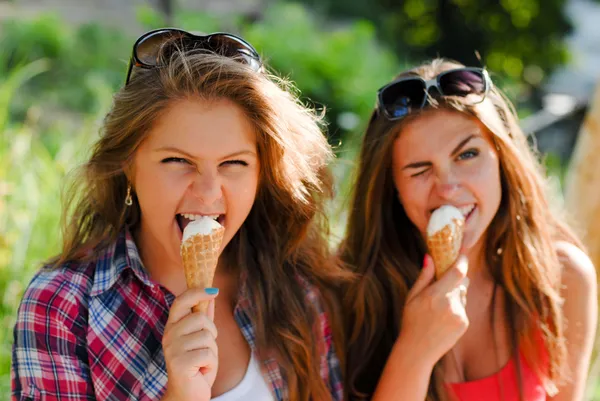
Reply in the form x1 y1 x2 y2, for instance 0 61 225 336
433 168 461 200
190 170 223 205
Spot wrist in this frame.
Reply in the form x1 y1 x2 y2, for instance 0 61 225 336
392 331 438 373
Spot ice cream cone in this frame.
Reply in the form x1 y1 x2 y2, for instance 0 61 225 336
426 205 465 279
180 218 225 314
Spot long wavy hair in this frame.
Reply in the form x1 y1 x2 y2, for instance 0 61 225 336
340 59 583 401
53 47 350 401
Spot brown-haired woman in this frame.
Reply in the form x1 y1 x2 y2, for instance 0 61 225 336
341 59 597 401
11 29 348 401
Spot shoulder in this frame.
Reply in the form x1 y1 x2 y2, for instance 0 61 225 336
17 260 95 330
554 241 596 293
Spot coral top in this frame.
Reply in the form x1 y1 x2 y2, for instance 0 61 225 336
448 350 546 401
448 331 548 401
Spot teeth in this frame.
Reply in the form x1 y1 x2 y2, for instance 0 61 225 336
179 214 220 221
458 205 475 217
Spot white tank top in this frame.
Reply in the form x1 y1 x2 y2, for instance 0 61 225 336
211 353 274 401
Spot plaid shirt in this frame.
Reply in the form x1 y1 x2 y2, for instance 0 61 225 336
11 230 344 400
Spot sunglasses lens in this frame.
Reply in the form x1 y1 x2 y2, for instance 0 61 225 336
135 30 188 66
380 79 426 119
438 69 486 102
205 35 261 70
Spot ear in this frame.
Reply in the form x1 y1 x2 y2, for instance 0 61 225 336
122 159 136 184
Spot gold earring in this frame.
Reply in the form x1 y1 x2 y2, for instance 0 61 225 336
125 184 133 206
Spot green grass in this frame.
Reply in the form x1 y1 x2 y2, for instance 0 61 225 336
0 59 112 399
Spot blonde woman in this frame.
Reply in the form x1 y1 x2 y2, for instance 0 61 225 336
341 59 597 401
11 29 348 401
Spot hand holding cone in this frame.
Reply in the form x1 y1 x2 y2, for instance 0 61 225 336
180 217 225 314
426 205 465 279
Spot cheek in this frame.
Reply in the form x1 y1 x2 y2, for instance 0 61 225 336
394 175 429 232
223 172 259 225
464 156 502 216
134 165 188 222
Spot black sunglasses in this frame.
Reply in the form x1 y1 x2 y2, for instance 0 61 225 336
125 28 262 85
377 67 492 120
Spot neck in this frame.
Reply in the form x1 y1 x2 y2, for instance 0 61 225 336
465 235 494 283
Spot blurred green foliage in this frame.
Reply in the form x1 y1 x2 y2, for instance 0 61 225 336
299 0 570 89
0 15 129 116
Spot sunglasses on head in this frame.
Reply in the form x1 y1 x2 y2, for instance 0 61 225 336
125 28 262 85
376 67 492 120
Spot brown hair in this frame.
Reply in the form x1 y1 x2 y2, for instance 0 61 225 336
340 58 583 400
54 47 350 401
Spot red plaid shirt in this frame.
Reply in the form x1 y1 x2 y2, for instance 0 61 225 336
11 230 343 400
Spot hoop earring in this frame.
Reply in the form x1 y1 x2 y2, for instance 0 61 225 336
125 184 133 206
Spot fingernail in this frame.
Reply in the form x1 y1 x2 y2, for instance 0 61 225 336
205 287 219 295
422 254 430 269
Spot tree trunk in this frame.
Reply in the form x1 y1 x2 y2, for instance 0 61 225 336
564 81 600 270
157 0 174 25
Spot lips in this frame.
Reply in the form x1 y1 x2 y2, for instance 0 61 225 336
458 204 476 220
176 213 225 234
429 204 476 223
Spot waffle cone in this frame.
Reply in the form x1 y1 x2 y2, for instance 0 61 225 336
180 226 225 314
426 218 464 279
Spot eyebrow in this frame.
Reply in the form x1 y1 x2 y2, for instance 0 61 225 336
450 134 478 157
155 146 257 160
402 133 479 170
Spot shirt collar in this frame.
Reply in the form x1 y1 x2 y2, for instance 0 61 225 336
90 229 156 296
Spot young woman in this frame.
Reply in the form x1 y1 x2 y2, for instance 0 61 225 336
11 29 348 401
341 59 597 401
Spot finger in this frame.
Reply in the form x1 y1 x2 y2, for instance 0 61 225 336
461 276 470 290
167 288 219 326
186 348 218 375
208 299 215 322
169 348 218 376
195 348 218 376
407 254 435 300
168 312 219 339
430 255 468 294
182 330 219 356
448 285 469 314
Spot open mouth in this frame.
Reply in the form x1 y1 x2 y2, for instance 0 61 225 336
176 213 225 234
458 204 476 221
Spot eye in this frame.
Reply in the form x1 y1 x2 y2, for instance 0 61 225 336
457 148 479 161
161 157 191 165
220 160 249 167
411 168 430 178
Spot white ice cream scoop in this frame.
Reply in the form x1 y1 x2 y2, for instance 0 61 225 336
427 205 464 236
182 216 223 243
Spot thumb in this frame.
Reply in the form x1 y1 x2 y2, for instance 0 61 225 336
408 254 435 299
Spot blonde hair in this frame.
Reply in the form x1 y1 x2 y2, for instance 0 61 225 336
341 58 583 400
55 48 350 401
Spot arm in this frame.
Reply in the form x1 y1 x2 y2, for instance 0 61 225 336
549 241 597 401
371 255 469 401
11 271 95 401
370 333 437 400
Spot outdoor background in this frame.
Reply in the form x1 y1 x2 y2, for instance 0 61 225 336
2 0 600 399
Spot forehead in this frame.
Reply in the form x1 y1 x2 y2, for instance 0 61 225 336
144 97 257 150
393 108 489 155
